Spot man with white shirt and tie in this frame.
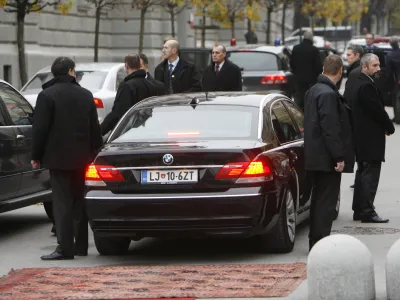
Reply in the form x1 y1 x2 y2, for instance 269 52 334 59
154 39 202 94
202 44 242 92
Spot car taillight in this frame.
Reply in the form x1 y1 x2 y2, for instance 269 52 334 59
85 164 124 186
94 98 104 108
215 159 273 183
260 75 288 85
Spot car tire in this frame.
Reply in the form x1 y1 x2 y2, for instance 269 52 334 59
257 188 296 253
43 201 54 221
94 234 131 255
333 193 340 221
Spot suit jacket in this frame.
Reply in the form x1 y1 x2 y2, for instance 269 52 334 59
202 59 242 92
32 75 102 170
146 72 167 95
346 72 395 162
154 58 202 93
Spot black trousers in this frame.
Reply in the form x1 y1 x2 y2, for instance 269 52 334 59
352 162 381 219
50 168 88 256
308 171 341 246
294 82 314 111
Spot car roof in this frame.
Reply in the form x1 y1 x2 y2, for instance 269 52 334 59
226 45 288 55
36 62 124 73
132 92 287 110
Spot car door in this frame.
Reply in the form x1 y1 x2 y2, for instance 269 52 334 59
0 82 50 198
270 100 306 211
0 93 22 203
281 99 311 209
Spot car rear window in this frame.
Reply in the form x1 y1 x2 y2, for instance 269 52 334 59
110 105 259 142
227 51 279 71
21 71 108 94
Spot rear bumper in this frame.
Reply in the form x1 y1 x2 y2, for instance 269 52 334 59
85 188 279 238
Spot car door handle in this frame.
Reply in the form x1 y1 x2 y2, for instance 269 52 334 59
16 135 25 139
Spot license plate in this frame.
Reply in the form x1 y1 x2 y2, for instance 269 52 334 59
141 169 198 184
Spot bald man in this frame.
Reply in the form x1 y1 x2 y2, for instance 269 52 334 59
202 45 242 92
154 39 202 94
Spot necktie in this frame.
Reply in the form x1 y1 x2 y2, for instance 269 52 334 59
215 64 219 74
168 63 173 94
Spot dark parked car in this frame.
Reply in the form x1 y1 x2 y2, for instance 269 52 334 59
0 80 52 217
84 91 340 255
225 45 295 97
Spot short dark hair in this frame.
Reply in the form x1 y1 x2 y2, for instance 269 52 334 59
323 54 343 75
51 57 75 77
347 44 364 58
139 53 148 65
125 54 141 70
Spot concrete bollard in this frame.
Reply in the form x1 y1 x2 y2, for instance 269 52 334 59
386 238 400 300
307 234 375 300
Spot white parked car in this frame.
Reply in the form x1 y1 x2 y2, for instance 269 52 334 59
20 63 125 124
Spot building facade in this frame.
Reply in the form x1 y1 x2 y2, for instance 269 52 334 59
0 1 292 89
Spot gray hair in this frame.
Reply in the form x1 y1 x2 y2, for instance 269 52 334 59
390 36 399 49
303 31 313 41
360 53 379 68
347 44 364 58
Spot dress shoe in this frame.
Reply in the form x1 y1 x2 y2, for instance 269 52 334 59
361 216 389 223
41 251 74 261
353 213 361 221
74 250 88 256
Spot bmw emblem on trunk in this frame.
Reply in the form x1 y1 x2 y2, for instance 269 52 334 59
163 154 174 165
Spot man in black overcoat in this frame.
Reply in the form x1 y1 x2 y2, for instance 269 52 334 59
345 53 395 223
202 45 242 92
32 57 103 260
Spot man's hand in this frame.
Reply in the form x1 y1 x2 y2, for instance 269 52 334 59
31 160 41 169
335 161 345 172
386 131 392 136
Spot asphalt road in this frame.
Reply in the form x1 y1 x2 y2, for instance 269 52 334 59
1 105 399 300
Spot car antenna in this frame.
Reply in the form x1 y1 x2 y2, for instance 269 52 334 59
190 97 199 109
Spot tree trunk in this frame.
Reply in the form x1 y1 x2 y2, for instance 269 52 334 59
266 8 272 44
170 9 175 37
247 18 252 32
139 7 147 53
281 2 287 42
16 10 27 86
231 14 235 39
94 6 101 62
201 7 206 48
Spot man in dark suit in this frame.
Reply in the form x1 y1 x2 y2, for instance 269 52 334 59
290 31 323 110
304 55 354 251
346 53 395 223
101 54 163 136
154 39 202 94
31 57 103 260
202 45 242 92
139 53 166 95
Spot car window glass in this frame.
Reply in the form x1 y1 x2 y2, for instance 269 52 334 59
283 101 304 138
0 102 6 126
227 52 279 71
271 101 301 143
116 67 126 91
0 83 33 125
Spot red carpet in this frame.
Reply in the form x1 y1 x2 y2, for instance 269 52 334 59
0 263 306 299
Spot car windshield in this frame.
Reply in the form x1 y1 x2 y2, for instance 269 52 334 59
21 71 108 94
227 52 279 71
110 105 259 142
